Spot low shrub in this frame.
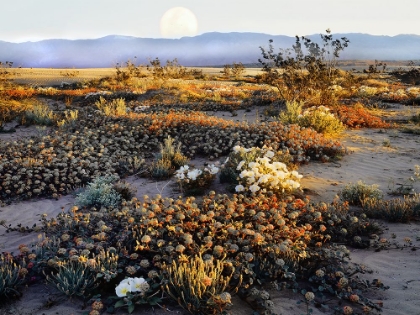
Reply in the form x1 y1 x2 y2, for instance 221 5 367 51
175 164 219 196
362 194 420 223
334 104 392 128
279 103 345 136
339 181 383 206
22 102 55 126
150 136 189 179
95 96 127 116
75 175 122 209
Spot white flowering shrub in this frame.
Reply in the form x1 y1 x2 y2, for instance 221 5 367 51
175 164 219 195
230 146 302 196
75 175 122 209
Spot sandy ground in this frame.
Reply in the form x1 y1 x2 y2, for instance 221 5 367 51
1 109 420 314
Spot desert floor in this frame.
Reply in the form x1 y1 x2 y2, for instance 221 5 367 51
1 103 419 315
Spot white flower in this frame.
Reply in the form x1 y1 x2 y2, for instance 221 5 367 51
257 157 270 165
233 145 241 153
249 184 260 193
208 164 219 175
257 174 271 184
272 162 287 171
248 162 260 169
274 170 286 180
115 279 131 297
131 277 148 293
236 161 245 171
179 165 189 172
235 185 245 192
175 172 185 180
187 169 202 181
291 170 303 179
264 150 275 158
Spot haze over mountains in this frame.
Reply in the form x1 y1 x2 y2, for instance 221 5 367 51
1 32 419 68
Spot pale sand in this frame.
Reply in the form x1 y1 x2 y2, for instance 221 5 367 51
1 118 420 314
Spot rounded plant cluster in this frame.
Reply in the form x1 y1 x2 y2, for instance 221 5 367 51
0 109 345 202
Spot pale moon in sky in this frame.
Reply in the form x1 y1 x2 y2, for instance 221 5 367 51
160 7 198 38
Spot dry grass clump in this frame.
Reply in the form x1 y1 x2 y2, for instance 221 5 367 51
362 194 420 223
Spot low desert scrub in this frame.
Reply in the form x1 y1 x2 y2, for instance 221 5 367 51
259 29 349 105
279 102 345 136
75 175 127 209
95 96 127 116
22 101 55 126
363 78 389 88
0 99 32 129
334 103 392 128
56 109 78 129
2 189 384 313
362 194 420 222
339 181 383 206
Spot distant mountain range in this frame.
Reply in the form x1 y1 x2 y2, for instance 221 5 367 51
1 32 419 68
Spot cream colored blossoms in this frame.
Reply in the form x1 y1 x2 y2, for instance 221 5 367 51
115 277 149 297
234 146 302 195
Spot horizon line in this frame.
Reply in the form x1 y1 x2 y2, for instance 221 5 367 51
2 31 420 44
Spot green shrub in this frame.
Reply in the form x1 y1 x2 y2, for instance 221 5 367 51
278 100 303 124
279 103 345 136
299 106 345 136
75 175 122 208
339 181 383 206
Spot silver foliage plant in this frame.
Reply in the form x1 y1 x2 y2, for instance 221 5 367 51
75 175 121 209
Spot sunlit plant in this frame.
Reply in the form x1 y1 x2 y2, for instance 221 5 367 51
230 145 302 196
175 164 219 195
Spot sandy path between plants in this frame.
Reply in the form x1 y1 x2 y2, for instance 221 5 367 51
1 122 420 314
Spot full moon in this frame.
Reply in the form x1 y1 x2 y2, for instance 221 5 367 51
160 7 198 38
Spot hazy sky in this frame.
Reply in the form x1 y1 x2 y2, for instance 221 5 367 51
1 0 419 42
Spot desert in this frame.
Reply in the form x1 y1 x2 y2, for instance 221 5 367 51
1 32 420 315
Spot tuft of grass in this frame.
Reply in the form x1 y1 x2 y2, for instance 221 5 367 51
340 181 383 206
362 194 420 222
95 96 127 116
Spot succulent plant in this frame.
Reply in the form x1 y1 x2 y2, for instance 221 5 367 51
45 260 98 298
0 254 23 300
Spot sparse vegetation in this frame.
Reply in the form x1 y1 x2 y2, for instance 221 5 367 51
1 33 420 315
